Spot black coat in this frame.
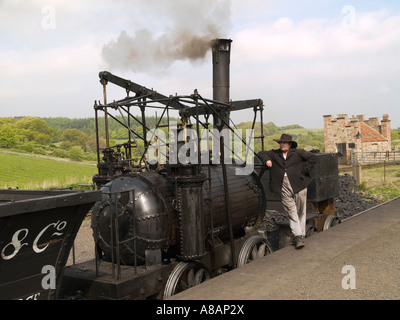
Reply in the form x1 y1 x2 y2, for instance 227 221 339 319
258 148 317 195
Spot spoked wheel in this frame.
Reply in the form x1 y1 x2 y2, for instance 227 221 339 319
323 215 341 230
237 235 273 267
163 261 211 299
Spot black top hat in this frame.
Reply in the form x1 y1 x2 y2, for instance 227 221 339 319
273 133 298 148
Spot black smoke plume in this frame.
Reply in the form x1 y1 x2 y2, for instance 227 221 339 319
101 0 231 73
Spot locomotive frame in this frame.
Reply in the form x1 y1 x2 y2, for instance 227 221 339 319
61 39 339 300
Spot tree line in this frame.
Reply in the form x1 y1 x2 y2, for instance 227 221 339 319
0 117 96 161
0 116 176 162
0 116 329 162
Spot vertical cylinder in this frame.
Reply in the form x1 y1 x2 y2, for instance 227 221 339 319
168 127 207 260
175 176 206 260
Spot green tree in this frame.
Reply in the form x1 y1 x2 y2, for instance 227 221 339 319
0 117 17 128
263 122 279 136
69 146 84 161
0 124 17 148
14 117 56 145
61 128 93 152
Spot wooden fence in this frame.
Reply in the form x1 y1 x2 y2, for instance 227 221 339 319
351 151 400 165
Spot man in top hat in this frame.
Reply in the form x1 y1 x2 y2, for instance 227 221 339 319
258 134 317 249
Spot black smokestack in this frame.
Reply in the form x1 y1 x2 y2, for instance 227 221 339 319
211 38 232 130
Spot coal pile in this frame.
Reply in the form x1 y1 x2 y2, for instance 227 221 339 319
334 174 379 220
261 210 289 229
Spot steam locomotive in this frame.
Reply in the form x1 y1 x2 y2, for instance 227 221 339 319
61 39 339 300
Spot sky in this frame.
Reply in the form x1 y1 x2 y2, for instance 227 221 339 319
1 0 400 129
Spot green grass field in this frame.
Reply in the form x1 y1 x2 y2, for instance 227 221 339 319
0 151 97 189
340 163 400 201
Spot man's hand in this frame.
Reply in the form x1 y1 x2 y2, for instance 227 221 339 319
266 160 272 167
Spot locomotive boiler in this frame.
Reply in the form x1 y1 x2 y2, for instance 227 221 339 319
61 39 339 300
91 164 265 266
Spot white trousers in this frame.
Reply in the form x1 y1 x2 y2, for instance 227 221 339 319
281 176 307 237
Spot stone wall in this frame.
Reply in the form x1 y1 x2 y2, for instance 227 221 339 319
323 114 391 164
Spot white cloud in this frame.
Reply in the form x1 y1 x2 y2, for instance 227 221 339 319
224 8 400 128
235 9 400 61
0 1 399 129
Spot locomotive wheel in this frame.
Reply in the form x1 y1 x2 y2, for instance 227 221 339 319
323 215 341 230
237 235 273 267
163 261 211 299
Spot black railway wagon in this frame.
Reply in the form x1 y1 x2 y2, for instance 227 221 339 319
0 189 101 300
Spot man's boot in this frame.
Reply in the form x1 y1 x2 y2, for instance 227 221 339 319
295 236 305 249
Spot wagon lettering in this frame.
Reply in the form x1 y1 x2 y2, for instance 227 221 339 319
19 293 41 300
33 220 67 253
0 220 67 260
1 228 29 260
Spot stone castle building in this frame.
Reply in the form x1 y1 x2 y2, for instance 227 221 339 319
323 114 391 164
